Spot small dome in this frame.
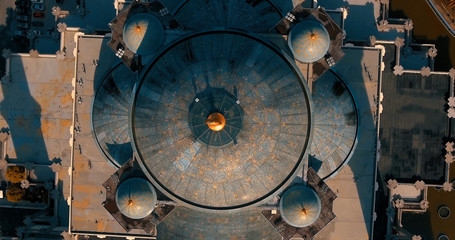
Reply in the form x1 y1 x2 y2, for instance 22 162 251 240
115 178 157 219
288 20 330 63
279 185 321 228
123 13 164 55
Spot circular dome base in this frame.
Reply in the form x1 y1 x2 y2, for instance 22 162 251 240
131 30 312 211
438 205 451 219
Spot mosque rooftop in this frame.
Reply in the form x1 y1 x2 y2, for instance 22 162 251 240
0 0 420 239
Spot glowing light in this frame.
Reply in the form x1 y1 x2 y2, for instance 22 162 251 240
206 113 226 131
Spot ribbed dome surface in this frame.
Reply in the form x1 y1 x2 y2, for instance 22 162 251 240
92 63 136 168
115 178 157 219
309 70 358 179
279 185 321 228
288 20 330 63
131 31 312 211
123 13 164 55
174 0 281 33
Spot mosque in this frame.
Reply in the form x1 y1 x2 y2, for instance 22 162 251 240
6 0 455 238
89 0 358 239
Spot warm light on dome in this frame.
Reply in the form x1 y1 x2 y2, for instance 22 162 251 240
206 113 226 131
301 208 307 216
279 185 322 227
115 178 157 219
288 20 330 63
310 33 317 40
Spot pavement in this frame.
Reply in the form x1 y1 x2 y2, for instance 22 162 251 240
313 46 381 240
0 54 73 164
68 34 145 235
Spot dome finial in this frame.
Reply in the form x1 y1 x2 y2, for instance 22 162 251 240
135 25 142 32
310 33 317 40
206 113 226 131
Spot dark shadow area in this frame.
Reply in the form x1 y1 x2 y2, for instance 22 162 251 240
401 211 434 238
0 45 50 237
56 179 68 227
0 207 39 236
313 2 379 237
434 36 453 71
339 52 378 237
372 170 388 239
389 0 455 71
376 41 450 238
0 58 49 163
388 1 407 19
379 44 449 183
0 7 30 74
309 155 323 172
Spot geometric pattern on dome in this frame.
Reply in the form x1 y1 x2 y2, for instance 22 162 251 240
309 70 358 179
123 13 164 55
92 63 136 168
188 88 243 147
279 185 322 228
156 207 282 239
115 177 157 219
174 0 282 33
288 20 330 63
131 30 312 210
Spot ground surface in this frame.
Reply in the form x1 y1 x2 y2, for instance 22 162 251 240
313 47 381 240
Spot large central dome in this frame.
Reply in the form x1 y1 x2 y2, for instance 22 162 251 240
131 30 312 211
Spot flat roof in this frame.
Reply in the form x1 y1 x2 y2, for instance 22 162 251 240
69 34 150 236
1 55 73 164
379 44 450 182
313 46 382 239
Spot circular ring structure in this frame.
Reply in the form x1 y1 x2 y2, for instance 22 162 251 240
438 235 449 240
438 205 451 219
188 88 243 146
131 30 312 211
